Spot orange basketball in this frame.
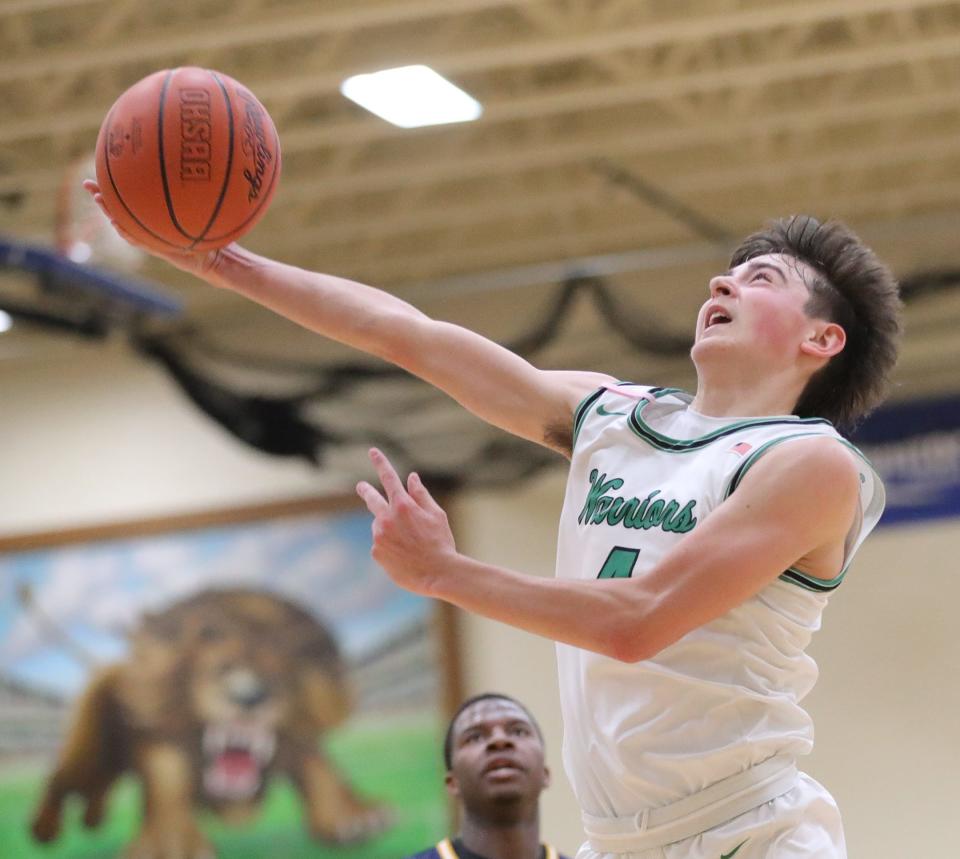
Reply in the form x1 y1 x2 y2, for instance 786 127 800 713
95 67 281 252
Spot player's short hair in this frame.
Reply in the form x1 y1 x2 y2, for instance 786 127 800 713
730 215 902 432
443 692 544 770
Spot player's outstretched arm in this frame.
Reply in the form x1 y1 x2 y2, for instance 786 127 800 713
84 181 613 454
201 245 614 452
358 440 861 661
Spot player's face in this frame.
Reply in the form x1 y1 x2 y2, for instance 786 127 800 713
692 253 823 366
446 699 549 815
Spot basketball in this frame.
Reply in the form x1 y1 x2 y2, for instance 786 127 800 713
95 67 281 253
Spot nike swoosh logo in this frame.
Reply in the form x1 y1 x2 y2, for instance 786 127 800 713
720 839 748 859
596 404 627 416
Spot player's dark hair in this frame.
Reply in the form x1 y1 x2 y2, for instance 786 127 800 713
730 215 902 432
443 692 544 770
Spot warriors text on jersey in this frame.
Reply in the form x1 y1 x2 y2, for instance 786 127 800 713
555 385 884 818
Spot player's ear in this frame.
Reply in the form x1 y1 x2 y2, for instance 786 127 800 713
445 771 460 798
800 320 845 361
542 764 551 790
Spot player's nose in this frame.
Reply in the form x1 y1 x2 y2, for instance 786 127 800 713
709 274 738 299
486 727 515 749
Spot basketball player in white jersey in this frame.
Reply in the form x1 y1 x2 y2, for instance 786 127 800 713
85 183 901 857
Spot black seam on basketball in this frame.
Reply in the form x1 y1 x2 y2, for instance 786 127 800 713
201 121 281 243
157 70 199 242
102 99 188 251
189 70 235 250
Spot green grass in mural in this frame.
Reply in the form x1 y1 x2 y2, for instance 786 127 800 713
0 716 446 859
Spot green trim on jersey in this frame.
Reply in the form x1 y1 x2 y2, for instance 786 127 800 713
572 388 605 449
780 566 845 592
723 432 873 593
628 389 831 453
571 382 646 449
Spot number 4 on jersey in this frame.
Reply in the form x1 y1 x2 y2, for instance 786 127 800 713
597 546 640 579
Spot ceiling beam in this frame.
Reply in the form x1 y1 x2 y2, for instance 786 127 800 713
3 85 957 234
284 177 960 286
256 131 960 259
271 83 960 201
0 0 102 15
0 0 530 82
1 20 956 163
0 0 948 89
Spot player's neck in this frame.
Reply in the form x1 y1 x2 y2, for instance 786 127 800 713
459 811 542 859
691 366 805 420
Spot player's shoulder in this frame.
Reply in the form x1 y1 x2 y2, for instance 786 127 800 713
759 432 862 475
566 373 627 406
575 380 661 410
743 435 863 503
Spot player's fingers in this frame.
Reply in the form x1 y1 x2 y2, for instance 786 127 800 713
82 181 119 227
89 190 111 220
81 178 193 261
83 189 141 247
368 448 407 503
407 472 444 514
356 481 388 517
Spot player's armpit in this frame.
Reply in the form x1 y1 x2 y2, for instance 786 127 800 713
619 437 861 661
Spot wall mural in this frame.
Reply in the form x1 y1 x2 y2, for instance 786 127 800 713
0 501 456 859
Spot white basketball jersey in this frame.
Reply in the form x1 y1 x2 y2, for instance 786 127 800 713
555 384 884 818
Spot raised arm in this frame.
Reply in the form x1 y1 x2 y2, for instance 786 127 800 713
201 247 614 452
84 181 613 454
358 437 862 660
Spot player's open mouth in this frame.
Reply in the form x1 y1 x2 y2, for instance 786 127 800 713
202 722 276 801
705 308 732 329
482 757 524 778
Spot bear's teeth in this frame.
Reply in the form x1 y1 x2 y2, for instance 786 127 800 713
203 724 228 756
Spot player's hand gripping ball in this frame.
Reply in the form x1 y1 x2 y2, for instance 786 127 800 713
95 67 281 252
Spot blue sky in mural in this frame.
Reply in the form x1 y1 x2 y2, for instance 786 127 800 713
0 510 428 697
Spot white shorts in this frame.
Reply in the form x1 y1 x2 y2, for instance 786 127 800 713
575 773 846 859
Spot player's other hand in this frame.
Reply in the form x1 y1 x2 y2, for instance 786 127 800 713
81 179 234 278
356 448 457 598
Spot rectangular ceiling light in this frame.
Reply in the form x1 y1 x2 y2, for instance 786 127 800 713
340 64 483 129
